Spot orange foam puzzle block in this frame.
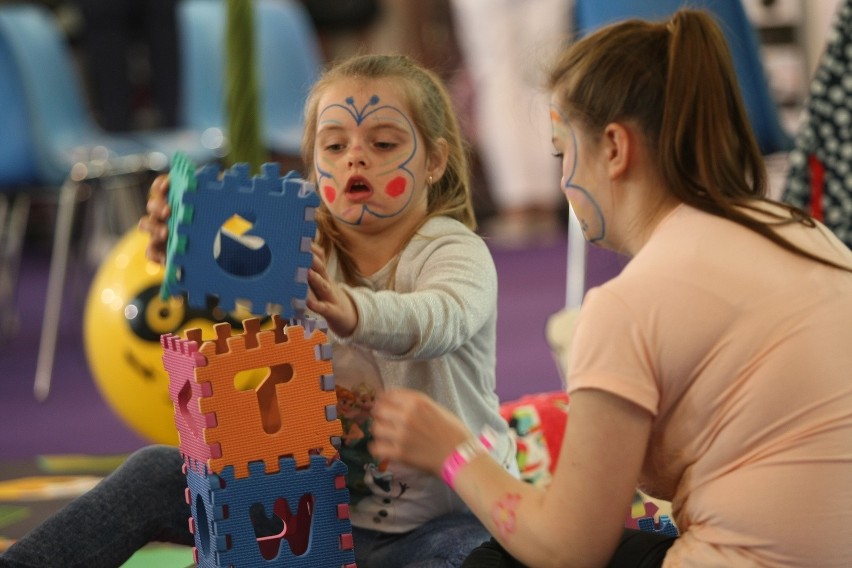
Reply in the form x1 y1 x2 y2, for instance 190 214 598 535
162 315 343 478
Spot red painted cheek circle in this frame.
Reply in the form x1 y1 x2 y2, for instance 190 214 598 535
323 185 337 204
384 176 407 198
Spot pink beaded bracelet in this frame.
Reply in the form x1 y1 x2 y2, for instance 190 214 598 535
441 426 497 489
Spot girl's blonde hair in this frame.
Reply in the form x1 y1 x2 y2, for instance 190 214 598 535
548 9 849 271
302 54 475 283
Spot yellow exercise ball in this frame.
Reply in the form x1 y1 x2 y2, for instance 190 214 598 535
84 228 261 445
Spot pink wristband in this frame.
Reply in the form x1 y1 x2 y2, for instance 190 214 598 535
441 426 497 489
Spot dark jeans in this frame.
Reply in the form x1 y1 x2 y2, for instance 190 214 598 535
461 529 677 568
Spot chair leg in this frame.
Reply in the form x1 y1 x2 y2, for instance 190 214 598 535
33 157 155 400
0 193 31 341
0 194 8 240
0 194 11 340
34 177 80 401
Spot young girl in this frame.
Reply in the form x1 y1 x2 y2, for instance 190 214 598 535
370 10 852 568
0 54 516 568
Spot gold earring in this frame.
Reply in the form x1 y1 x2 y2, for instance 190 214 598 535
428 175 433 186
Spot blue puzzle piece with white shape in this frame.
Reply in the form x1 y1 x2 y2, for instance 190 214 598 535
637 514 679 538
185 455 356 568
163 155 319 317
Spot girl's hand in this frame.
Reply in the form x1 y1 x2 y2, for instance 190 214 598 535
307 243 358 337
137 174 171 264
370 388 472 476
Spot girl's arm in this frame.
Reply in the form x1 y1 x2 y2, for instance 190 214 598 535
307 242 358 337
310 224 497 358
138 174 171 264
370 387 652 568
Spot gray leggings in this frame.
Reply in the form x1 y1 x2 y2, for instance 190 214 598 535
0 445 192 568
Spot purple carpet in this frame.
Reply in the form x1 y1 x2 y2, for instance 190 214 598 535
0 235 628 460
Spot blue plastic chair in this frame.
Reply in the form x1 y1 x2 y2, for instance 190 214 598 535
257 0 324 155
0 3 223 397
0 26 39 341
0 3 221 178
573 0 793 156
0 6 151 184
178 0 323 156
179 0 227 136
0 30 38 187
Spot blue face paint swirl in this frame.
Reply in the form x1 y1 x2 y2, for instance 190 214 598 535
562 125 606 243
315 94 420 226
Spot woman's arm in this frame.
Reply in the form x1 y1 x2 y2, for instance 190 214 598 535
371 388 652 568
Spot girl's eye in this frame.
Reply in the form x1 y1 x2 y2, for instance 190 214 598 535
552 152 564 160
324 143 345 152
374 141 396 150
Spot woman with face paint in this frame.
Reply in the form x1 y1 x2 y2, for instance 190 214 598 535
369 10 852 568
0 55 515 568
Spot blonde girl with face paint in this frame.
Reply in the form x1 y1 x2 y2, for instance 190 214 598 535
369 10 852 568
296 56 517 567
0 54 516 568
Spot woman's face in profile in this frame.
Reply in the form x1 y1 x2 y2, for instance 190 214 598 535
550 103 606 244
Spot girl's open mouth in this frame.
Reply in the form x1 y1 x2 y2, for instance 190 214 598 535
345 177 374 202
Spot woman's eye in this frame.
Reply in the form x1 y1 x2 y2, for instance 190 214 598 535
552 152 564 160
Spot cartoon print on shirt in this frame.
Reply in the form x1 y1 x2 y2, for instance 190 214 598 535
352 383 376 426
336 385 365 444
315 95 420 226
336 382 408 509
362 461 408 525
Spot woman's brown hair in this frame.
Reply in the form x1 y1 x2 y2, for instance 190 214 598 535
548 9 850 271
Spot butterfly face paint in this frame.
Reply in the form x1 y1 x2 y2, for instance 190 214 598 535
550 106 606 243
314 80 429 229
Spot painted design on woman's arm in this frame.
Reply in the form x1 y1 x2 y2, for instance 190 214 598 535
491 492 522 540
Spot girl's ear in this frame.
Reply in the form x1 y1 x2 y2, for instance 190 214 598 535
427 138 450 183
603 122 630 180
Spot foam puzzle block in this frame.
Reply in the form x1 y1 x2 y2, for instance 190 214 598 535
162 153 319 317
163 152 197 300
162 315 342 477
184 454 356 568
636 514 679 538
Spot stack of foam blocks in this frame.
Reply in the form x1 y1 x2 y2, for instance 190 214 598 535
159 154 356 567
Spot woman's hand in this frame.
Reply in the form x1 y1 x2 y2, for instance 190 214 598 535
370 388 472 476
307 243 358 337
137 174 171 264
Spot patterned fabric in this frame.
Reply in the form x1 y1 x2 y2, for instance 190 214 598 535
500 391 678 535
499 391 569 488
783 0 852 249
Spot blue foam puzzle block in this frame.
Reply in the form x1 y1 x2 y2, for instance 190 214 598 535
656 515 679 537
162 154 319 317
636 514 679 537
185 455 356 568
